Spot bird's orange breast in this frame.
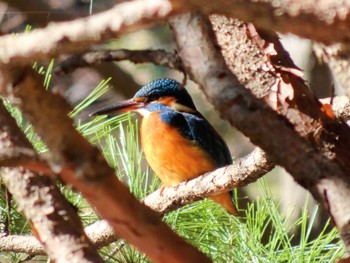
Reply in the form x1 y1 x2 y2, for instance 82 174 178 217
141 112 216 186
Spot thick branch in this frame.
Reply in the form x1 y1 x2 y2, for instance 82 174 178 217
178 0 350 44
55 49 183 75
0 67 211 263
0 0 349 68
0 103 103 263
211 16 350 180
0 235 43 254
170 12 350 252
0 0 178 66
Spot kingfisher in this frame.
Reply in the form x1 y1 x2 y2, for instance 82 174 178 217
90 78 238 215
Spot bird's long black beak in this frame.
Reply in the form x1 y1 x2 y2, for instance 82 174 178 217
89 99 145 116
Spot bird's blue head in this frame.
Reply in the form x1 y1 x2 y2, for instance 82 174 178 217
90 78 197 116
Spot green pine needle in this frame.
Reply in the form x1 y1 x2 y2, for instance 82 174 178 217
0 77 345 262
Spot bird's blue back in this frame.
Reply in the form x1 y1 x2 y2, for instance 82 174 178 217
146 103 232 167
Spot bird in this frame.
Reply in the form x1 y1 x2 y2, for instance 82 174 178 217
90 78 238 215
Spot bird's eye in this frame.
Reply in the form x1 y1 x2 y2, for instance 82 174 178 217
146 95 158 102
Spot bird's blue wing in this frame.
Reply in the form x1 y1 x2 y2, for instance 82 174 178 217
183 112 232 167
159 108 232 167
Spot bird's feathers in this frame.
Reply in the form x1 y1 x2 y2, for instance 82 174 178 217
141 106 238 215
157 105 232 167
141 109 216 186
91 78 238 215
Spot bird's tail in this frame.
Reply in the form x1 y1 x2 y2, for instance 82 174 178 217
210 192 239 216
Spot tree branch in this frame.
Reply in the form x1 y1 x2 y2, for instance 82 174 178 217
55 49 183 75
2 0 350 68
211 16 350 180
0 147 272 255
144 147 273 213
177 0 350 44
0 220 116 255
0 0 178 66
170 12 350 253
314 43 350 97
0 67 211 263
0 102 104 263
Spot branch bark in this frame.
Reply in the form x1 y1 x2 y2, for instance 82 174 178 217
55 49 183 75
211 16 350 180
176 0 350 44
314 43 350 97
144 147 272 213
0 102 104 263
0 147 272 255
170 12 350 253
0 67 211 263
2 0 350 68
0 0 177 66
0 220 116 255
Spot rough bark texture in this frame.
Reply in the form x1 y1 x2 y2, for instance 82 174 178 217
174 0 350 44
0 148 272 254
314 43 350 97
170 12 350 253
210 15 350 180
2 0 350 69
0 0 175 66
55 49 183 75
144 148 273 213
0 220 117 255
0 103 103 263
0 67 211 263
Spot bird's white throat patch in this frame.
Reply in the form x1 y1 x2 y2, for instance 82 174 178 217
135 108 152 117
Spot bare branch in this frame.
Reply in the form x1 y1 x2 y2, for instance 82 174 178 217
0 103 104 263
0 0 177 66
144 147 273 213
0 235 44 254
0 67 211 263
177 0 350 44
170 12 350 253
55 49 183 75
0 0 349 68
0 148 272 255
211 16 350 178
0 220 117 255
